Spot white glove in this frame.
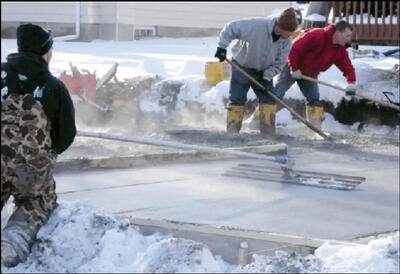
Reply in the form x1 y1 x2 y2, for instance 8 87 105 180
291 69 302 80
345 83 356 96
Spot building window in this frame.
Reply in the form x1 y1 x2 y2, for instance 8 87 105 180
134 26 156 40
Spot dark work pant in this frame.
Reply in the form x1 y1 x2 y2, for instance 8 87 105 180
272 64 321 106
229 60 275 105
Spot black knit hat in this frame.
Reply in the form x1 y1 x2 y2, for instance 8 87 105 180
17 23 53 55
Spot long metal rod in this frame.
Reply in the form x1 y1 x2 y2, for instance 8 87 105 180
77 130 291 165
301 75 400 112
225 59 331 140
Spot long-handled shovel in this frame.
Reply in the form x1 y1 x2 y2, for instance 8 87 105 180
225 59 331 140
301 75 400 112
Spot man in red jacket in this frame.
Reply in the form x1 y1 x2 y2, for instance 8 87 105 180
272 20 356 129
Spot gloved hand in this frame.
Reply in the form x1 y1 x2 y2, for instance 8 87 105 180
255 74 272 90
263 75 272 82
291 69 302 80
260 77 272 89
214 47 227 62
345 83 356 96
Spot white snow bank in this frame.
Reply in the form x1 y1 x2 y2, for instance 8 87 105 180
1 202 399 273
275 109 399 137
315 236 400 273
1 202 231 273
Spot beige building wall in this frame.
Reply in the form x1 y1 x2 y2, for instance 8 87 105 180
1 2 76 23
117 2 292 28
1 1 293 40
1 2 115 24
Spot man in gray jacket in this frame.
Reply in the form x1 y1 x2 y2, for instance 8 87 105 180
215 8 298 134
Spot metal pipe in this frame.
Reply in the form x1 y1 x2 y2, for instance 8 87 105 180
76 130 292 165
115 2 119 41
54 2 80 41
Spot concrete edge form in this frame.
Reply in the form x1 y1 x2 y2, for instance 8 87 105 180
55 143 287 172
350 230 400 244
117 215 334 265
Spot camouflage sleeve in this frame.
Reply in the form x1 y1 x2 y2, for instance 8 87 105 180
1 63 9 101
53 80 76 154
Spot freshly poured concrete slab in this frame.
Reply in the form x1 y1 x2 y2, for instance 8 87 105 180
55 145 399 241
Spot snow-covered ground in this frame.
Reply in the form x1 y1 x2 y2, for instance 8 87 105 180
2 201 399 273
1 28 399 273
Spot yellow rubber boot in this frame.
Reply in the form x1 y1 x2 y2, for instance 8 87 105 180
226 103 245 133
259 103 277 134
306 105 324 129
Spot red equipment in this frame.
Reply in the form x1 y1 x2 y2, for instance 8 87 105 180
59 73 97 102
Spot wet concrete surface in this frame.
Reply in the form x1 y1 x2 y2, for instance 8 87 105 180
54 129 399 241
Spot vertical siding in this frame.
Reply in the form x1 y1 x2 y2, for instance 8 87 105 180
2 1 291 28
118 2 292 28
1 1 76 23
81 2 116 24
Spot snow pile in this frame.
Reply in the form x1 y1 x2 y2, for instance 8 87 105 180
238 234 400 273
2 202 231 273
235 252 322 273
315 237 400 273
2 202 399 273
274 109 399 138
275 108 303 129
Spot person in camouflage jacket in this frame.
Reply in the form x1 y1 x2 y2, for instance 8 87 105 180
1 23 76 267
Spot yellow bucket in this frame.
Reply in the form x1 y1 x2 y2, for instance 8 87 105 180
204 61 231 85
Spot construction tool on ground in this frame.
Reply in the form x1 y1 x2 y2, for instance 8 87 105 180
382 91 400 108
224 59 331 140
77 130 365 190
301 75 400 112
222 163 365 191
77 130 292 166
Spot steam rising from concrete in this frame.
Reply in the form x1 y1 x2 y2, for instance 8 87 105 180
75 75 228 138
